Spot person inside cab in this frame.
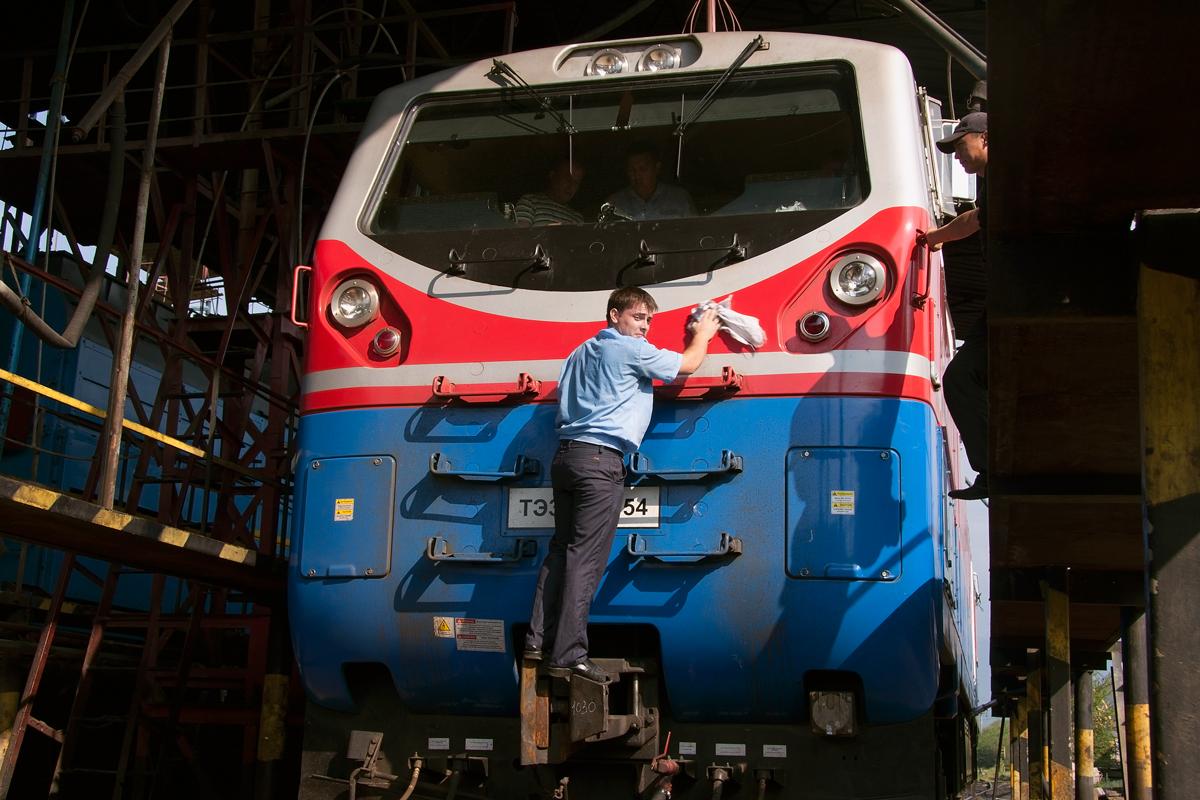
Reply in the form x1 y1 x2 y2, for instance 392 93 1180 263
605 142 695 221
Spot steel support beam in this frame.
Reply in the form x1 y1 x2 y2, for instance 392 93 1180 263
98 35 171 508
1043 572 1072 799
1138 211 1200 800
1015 699 1029 800
1027 662 1044 800
1121 608 1152 800
1075 670 1094 800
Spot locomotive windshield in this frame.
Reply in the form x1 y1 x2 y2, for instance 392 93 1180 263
367 64 867 291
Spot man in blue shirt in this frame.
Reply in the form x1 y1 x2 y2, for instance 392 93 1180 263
524 288 720 683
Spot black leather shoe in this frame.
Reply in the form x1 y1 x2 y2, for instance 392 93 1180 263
522 646 544 662
546 658 612 684
949 473 988 500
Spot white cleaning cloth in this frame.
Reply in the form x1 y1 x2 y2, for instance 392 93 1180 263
689 295 766 349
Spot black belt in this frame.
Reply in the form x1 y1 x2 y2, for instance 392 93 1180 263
559 439 623 458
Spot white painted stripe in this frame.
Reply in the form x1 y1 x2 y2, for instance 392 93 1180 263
302 350 932 394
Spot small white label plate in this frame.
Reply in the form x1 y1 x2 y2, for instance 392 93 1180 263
715 743 746 757
465 738 493 751
763 744 788 758
678 741 697 756
428 737 450 750
508 486 660 529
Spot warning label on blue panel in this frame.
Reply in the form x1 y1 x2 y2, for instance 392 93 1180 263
454 618 505 653
830 490 855 515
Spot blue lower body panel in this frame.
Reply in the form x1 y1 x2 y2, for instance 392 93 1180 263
288 396 947 724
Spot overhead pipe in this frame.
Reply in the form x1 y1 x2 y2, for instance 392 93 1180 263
70 0 194 142
0 98 126 348
886 0 986 80
0 0 75 451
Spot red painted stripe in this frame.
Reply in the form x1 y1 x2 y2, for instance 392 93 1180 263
302 205 942 413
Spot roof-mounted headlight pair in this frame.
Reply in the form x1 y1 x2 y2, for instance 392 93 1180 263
586 44 679 76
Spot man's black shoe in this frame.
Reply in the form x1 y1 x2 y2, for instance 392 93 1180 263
522 646 544 662
949 474 988 500
546 658 612 684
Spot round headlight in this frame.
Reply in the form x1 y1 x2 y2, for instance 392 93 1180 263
638 45 679 72
330 278 379 328
587 49 627 76
829 253 886 306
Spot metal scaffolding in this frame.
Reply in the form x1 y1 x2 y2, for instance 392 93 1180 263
0 2 516 796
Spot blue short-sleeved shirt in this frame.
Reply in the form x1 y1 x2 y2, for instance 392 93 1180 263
556 327 683 453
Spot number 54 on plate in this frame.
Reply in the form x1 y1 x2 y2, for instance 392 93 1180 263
507 486 660 530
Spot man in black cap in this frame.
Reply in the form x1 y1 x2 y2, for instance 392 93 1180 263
924 111 989 500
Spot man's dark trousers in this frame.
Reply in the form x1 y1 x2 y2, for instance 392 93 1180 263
943 334 987 474
526 440 625 667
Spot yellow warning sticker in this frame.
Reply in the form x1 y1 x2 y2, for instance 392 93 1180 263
831 490 855 516
433 616 455 638
334 498 354 522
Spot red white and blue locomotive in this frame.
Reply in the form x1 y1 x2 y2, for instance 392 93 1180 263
290 29 978 799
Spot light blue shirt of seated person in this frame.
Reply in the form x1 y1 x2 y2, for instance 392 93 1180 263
606 183 696 221
556 327 683 454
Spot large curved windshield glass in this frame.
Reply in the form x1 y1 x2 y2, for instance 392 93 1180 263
367 64 867 291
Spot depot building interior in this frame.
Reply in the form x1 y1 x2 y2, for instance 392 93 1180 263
0 1 1195 798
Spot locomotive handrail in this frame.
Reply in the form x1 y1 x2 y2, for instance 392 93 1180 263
653 366 743 400
628 450 743 481
425 535 538 563
432 372 541 402
290 264 311 328
428 452 540 482
911 230 932 309
625 532 743 562
634 234 746 267
446 244 551 275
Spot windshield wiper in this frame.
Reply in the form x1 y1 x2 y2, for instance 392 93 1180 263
674 35 766 139
488 59 578 136
673 35 766 177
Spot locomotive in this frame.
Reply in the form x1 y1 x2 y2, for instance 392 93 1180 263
290 30 979 799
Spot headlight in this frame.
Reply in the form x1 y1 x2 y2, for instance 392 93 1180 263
638 45 679 72
828 253 886 306
810 690 857 736
330 278 379 328
587 49 627 76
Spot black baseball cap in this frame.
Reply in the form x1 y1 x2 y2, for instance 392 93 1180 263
936 112 987 153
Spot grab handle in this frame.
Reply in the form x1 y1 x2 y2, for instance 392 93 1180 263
426 536 538 563
654 366 743 400
625 532 743 562
628 450 743 481
290 265 311 328
429 452 540 482
911 231 932 309
432 372 541 402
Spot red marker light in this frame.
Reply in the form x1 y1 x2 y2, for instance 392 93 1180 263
371 327 402 357
798 311 831 342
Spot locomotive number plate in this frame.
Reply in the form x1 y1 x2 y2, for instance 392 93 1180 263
507 486 660 530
